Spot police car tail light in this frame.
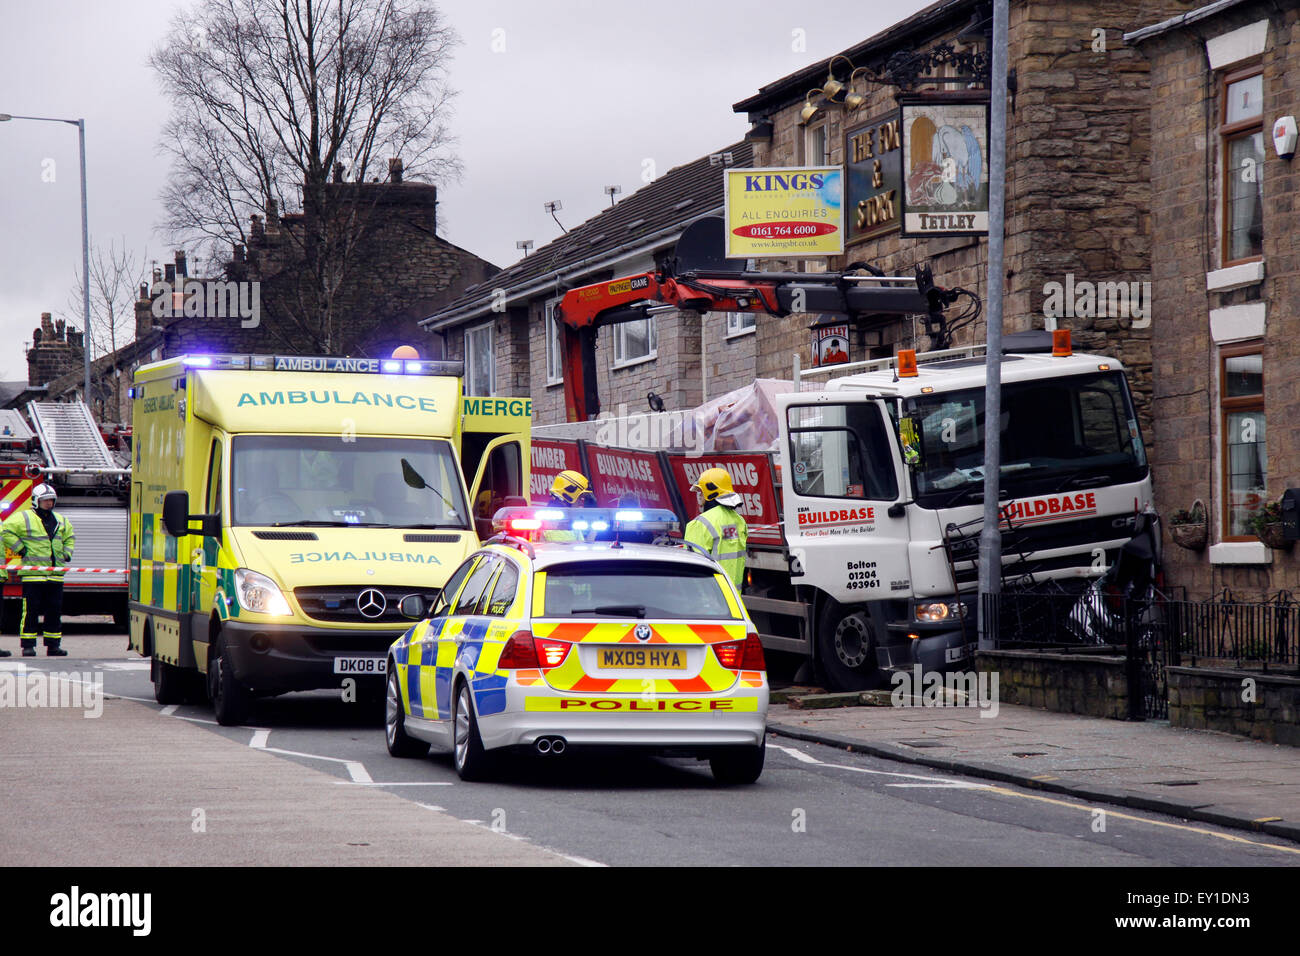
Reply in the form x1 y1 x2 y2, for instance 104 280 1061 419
533 638 571 669
741 632 766 670
713 641 744 668
498 630 540 668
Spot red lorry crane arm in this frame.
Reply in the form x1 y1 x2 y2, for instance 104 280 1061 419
554 266 959 421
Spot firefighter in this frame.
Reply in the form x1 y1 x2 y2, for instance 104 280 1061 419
1 483 75 657
544 470 595 542
685 467 748 589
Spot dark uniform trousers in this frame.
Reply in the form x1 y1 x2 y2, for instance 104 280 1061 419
20 579 64 647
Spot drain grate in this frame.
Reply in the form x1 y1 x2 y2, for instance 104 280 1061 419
897 739 949 749
1154 780 1200 787
1012 751 1047 758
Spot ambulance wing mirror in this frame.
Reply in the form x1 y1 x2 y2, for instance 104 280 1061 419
398 594 430 619
162 490 221 538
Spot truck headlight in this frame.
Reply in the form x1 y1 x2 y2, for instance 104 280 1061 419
234 568 292 616
915 601 967 622
915 602 951 622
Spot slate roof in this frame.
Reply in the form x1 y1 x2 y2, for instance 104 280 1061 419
420 140 753 330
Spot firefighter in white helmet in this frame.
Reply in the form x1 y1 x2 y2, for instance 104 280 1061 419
685 467 748 590
1 483 75 656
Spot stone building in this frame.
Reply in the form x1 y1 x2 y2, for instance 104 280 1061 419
1127 0 1299 599
731 0 1199 437
420 141 758 425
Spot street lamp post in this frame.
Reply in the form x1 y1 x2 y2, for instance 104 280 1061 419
0 113 92 406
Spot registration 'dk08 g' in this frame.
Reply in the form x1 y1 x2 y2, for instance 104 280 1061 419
383 508 769 783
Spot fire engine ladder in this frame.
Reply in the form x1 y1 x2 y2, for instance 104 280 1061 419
27 401 117 471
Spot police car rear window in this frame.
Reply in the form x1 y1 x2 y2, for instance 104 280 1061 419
542 562 736 620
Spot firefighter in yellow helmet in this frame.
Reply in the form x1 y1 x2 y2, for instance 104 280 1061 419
1 483 75 657
544 470 595 542
684 468 747 589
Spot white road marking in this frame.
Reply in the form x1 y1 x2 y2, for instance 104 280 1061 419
334 781 453 786
100 661 151 671
885 782 988 789
0 662 28 672
159 705 178 717
249 729 270 749
252 744 373 783
771 743 986 786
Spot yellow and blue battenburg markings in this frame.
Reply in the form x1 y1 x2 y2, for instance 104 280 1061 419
394 616 513 719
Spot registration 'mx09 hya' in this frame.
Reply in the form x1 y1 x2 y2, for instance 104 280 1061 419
384 508 769 783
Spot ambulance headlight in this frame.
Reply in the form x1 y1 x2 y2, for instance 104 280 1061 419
234 568 292 616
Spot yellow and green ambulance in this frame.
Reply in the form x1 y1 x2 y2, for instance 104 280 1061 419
128 353 529 724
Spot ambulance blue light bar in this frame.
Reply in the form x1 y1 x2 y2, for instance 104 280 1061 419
177 354 465 376
491 507 681 536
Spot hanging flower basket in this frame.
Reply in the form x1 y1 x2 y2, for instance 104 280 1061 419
1250 500 1292 550
1168 499 1207 551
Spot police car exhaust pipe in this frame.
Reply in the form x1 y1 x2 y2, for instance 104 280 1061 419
535 737 552 754
551 738 566 755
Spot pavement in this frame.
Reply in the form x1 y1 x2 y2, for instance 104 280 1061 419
767 694 1300 844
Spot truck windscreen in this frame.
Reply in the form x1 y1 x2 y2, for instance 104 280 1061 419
903 371 1148 508
231 435 470 528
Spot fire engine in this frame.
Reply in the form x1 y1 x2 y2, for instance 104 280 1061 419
0 402 131 632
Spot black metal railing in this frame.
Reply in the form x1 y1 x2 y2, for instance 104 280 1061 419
982 587 1300 721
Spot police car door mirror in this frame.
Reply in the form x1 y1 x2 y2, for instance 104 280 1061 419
400 458 428 490
398 594 427 619
162 491 191 537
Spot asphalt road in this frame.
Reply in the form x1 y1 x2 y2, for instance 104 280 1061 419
10 632 1299 868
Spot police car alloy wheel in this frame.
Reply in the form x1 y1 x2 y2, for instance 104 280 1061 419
453 682 490 780
385 666 427 758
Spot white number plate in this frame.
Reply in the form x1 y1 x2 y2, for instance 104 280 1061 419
333 656 387 675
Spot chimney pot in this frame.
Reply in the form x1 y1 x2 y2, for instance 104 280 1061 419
334 162 345 183
164 263 176 283
175 250 187 278
389 157 403 183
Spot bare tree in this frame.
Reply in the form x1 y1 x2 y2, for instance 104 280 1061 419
61 238 148 422
150 0 460 353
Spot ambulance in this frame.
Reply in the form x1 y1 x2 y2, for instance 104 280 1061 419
128 353 529 724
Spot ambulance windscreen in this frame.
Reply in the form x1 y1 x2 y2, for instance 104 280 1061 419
230 435 470 529
903 371 1147 509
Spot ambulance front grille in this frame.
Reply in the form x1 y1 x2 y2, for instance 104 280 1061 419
294 585 440 625
253 530 319 540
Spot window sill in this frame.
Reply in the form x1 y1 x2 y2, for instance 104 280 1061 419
546 378 563 389
1208 541 1271 565
612 353 657 371
1206 260 1264 293
725 326 756 340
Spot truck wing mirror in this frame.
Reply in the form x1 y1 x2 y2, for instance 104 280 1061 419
162 490 222 538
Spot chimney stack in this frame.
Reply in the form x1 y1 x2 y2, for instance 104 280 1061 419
389 157 403 184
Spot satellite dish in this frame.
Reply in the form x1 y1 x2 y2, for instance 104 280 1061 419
670 216 745 275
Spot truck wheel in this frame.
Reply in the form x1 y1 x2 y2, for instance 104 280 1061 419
152 657 189 705
385 665 428 758
452 681 491 781
817 602 884 692
710 736 766 785
208 638 252 726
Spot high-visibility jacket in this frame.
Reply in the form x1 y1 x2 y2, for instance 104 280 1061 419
2 508 75 581
685 504 747 589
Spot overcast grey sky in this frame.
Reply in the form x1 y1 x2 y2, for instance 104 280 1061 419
0 0 934 382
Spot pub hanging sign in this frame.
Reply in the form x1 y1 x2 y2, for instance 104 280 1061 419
899 93 990 237
845 113 903 244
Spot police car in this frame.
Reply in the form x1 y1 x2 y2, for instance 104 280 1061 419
383 508 768 783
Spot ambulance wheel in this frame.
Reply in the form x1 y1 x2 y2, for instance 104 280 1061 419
452 681 490 781
710 735 766 785
385 666 427 758
817 601 884 692
152 656 188 705
0 598 18 636
209 638 251 726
